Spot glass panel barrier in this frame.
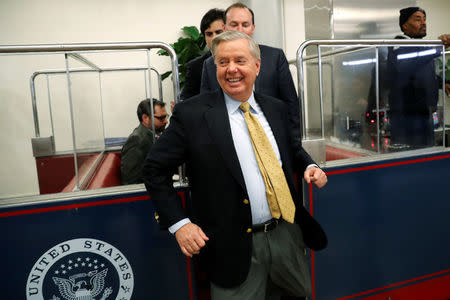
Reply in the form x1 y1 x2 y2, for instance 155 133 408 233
386 45 445 150
65 54 105 191
297 40 446 165
0 42 180 199
0 52 77 198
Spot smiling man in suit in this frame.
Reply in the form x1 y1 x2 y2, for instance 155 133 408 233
200 3 300 140
143 31 327 299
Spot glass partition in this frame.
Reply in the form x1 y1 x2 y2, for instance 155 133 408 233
0 42 180 199
298 40 447 164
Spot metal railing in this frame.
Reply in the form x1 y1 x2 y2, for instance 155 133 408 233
1 42 184 192
30 66 163 139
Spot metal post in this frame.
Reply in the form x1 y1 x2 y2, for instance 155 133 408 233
98 72 106 149
297 44 307 138
442 47 447 147
146 50 156 144
318 45 325 139
29 73 41 137
46 74 55 139
375 47 380 153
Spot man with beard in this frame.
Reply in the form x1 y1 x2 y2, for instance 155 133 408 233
387 7 450 148
121 99 168 184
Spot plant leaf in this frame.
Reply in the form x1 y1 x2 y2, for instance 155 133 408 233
182 26 200 40
161 71 172 81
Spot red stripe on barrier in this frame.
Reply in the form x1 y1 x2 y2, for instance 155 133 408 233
186 258 194 300
0 195 150 218
326 154 450 176
336 269 450 300
309 183 317 300
178 192 195 300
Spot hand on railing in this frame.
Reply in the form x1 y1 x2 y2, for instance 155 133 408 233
438 34 450 48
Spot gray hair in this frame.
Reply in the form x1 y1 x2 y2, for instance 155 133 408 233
211 31 260 61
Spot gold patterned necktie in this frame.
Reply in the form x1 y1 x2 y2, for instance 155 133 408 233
239 102 296 223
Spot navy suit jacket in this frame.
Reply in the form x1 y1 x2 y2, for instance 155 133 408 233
121 123 154 185
142 90 326 288
180 51 211 100
200 44 300 138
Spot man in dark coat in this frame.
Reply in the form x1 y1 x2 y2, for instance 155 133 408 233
143 31 327 299
200 3 301 140
387 7 450 148
180 8 224 100
121 99 167 185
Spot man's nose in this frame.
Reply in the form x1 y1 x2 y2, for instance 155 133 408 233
227 62 238 72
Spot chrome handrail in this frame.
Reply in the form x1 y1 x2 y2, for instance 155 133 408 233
30 66 163 138
1 41 179 135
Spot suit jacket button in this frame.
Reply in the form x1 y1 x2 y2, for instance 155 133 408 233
154 212 160 220
243 199 249 205
246 228 252 233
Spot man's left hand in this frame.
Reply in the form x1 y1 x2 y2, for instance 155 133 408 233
445 83 450 97
304 167 327 188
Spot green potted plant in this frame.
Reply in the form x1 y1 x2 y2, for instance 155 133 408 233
157 26 206 90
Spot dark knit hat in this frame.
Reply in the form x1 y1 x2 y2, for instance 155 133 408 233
399 7 426 30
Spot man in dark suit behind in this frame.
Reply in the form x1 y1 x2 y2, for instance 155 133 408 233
200 3 300 139
121 99 167 185
180 8 224 100
143 31 327 299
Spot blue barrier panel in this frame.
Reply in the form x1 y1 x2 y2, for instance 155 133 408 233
1 189 195 300
307 152 450 299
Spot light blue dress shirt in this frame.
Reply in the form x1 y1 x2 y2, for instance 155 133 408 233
169 91 315 233
224 92 278 224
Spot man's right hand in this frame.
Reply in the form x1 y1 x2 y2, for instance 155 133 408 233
175 222 209 257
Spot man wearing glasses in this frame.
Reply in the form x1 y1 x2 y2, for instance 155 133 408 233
121 98 168 185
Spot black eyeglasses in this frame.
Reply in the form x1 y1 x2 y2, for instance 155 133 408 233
153 115 168 121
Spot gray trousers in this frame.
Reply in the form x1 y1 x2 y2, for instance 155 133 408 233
211 221 312 300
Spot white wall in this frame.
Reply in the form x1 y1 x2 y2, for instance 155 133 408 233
284 0 307 61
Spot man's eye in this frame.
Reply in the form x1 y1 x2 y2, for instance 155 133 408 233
205 33 213 37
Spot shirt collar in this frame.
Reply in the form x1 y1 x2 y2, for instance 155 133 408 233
224 91 258 115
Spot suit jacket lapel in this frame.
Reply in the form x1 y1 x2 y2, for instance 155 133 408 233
204 92 247 192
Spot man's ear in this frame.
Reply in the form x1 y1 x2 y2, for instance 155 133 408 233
142 114 150 127
401 23 407 33
255 59 261 76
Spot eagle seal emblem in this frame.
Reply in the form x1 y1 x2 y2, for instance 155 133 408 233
26 238 133 300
